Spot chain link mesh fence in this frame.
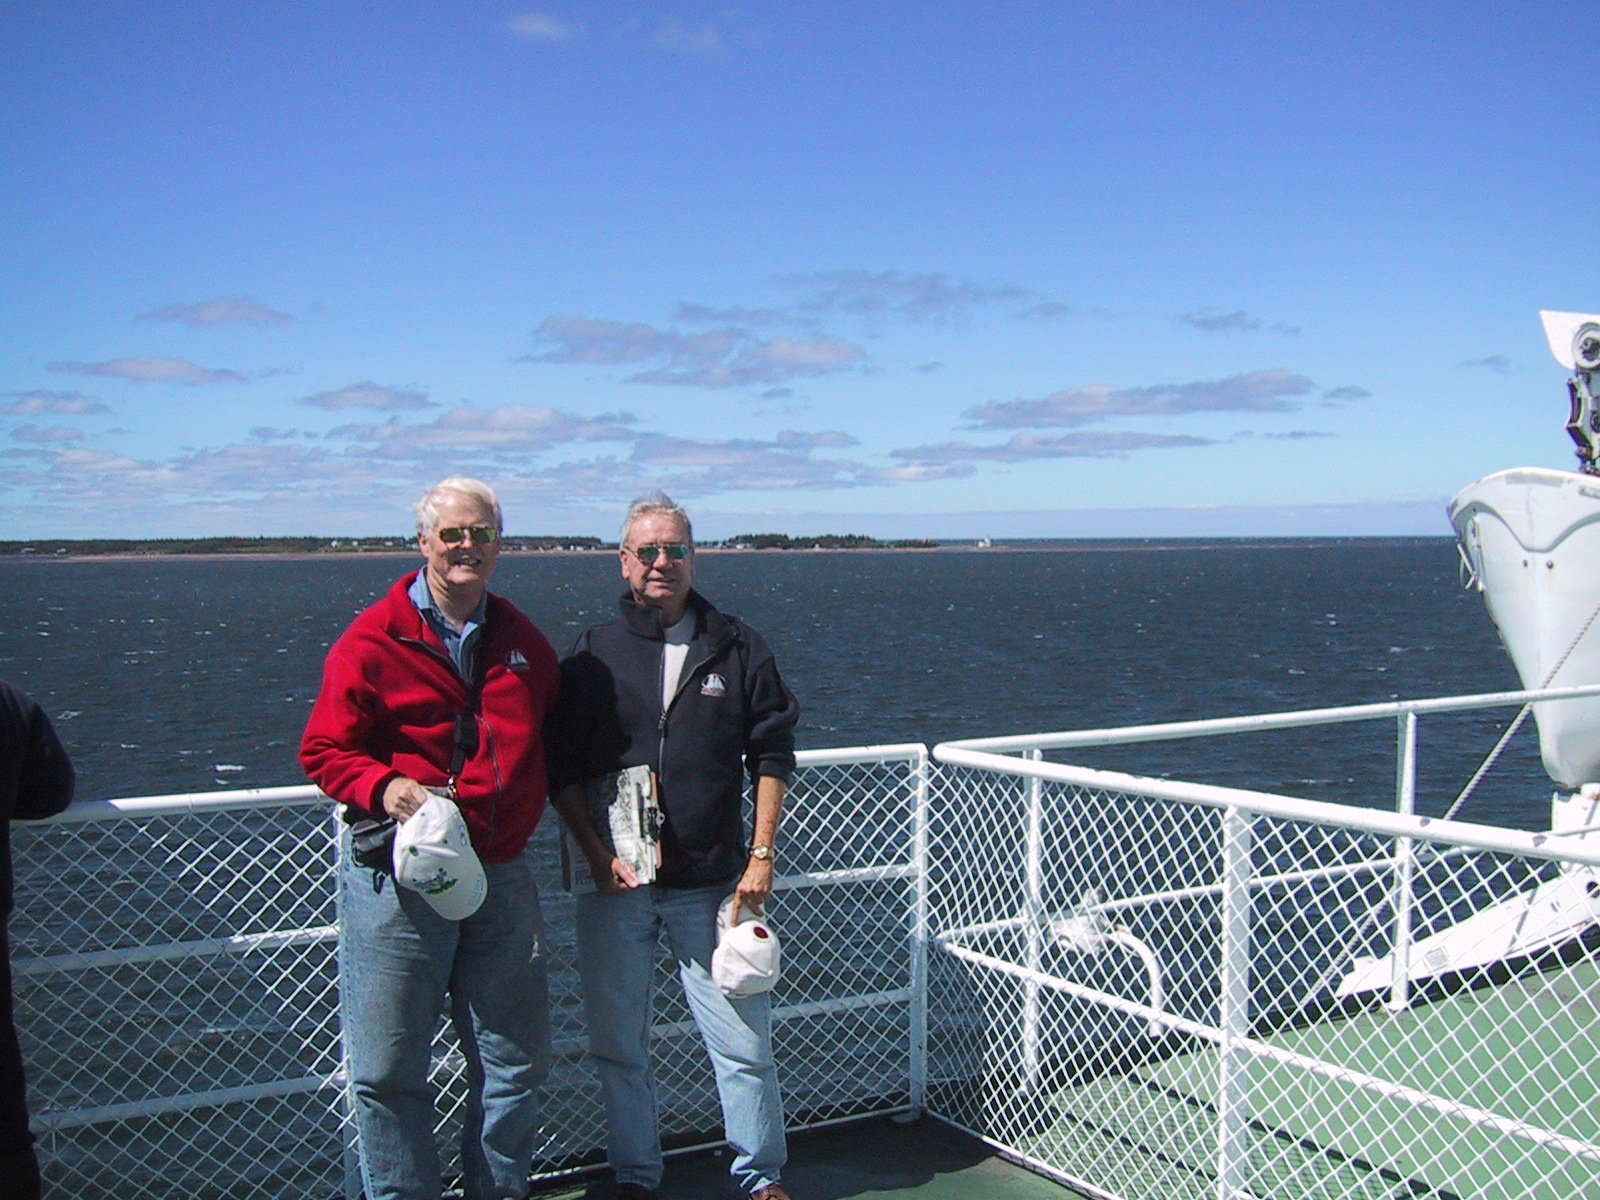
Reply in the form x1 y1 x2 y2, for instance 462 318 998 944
13 730 1600 1200
11 746 927 1199
926 752 1600 1200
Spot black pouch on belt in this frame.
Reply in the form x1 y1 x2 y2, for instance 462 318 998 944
349 815 398 872
348 654 482 875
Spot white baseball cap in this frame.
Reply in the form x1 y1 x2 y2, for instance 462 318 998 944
392 792 487 920
712 894 781 997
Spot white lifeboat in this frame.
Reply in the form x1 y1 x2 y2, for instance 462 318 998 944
1449 310 1600 788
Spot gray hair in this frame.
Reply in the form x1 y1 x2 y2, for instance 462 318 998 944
620 490 694 549
414 477 504 536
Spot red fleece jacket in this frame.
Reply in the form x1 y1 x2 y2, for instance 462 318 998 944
300 572 560 863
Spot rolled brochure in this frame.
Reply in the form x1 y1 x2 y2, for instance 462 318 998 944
560 764 662 893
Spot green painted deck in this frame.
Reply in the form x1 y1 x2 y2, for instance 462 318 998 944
531 963 1599 1200
529 1116 1090 1199
1015 961 1600 1200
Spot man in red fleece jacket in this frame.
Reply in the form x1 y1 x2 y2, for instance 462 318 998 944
301 477 559 1200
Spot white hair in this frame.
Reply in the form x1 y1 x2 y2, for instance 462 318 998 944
619 490 694 548
414 477 504 536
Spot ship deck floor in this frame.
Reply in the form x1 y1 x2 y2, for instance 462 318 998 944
529 1114 1089 1199
1020 960 1600 1200
531 962 1600 1200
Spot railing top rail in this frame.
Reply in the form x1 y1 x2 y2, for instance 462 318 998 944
794 742 926 768
48 783 332 823
932 743 1600 868
46 745 926 824
937 683 1600 754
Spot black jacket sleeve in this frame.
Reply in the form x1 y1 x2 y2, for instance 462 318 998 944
738 622 799 783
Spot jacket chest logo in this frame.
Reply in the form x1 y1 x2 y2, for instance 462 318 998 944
506 649 529 671
700 672 726 698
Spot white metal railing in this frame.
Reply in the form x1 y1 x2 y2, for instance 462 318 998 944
12 746 928 1199
17 690 1600 1200
927 688 1600 1200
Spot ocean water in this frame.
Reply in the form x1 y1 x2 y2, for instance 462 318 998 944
0 539 1553 826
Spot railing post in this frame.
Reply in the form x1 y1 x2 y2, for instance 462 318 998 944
1216 805 1253 1200
1022 749 1045 1094
909 747 931 1114
1388 710 1418 1012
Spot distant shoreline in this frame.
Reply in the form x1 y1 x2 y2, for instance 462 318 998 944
0 534 1453 563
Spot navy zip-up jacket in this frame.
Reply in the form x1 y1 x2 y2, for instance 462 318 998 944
551 590 798 889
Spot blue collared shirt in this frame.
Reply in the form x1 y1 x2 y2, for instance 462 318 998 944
409 572 488 680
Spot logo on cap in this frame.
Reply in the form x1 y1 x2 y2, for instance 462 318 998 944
392 792 488 920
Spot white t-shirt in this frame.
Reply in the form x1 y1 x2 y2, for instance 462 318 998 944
661 615 695 709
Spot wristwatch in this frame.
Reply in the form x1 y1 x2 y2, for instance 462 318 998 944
750 843 777 862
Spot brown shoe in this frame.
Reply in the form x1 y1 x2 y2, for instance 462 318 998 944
615 1184 659 1200
751 1186 792 1200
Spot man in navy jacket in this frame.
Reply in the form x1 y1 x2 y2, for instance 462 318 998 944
551 492 798 1200
0 681 75 1200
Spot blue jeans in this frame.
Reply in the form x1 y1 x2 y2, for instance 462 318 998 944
338 834 551 1200
575 883 785 1194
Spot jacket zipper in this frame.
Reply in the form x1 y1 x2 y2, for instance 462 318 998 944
655 636 728 774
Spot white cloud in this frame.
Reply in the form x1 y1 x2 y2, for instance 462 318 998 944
328 404 640 461
676 272 1064 330
137 298 293 327
628 431 868 492
894 431 1215 464
965 369 1317 429
861 462 976 482
530 271 1060 392
0 446 179 511
47 356 253 385
10 424 84 444
654 18 726 55
1013 302 1072 321
673 301 798 328
0 439 435 532
302 382 433 411
1178 308 1300 335
506 12 583 42
1458 355 1512 374
164 441 342 499
525 315 865 388
780 269 1035 324
0 390 111 415
525 316 677 365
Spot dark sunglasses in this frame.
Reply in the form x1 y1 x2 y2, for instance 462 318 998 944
437 525 499 546
629 542 690 564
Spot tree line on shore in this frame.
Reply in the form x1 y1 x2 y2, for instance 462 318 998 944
0 535 606 556
0 533 938 557
719 533 937 549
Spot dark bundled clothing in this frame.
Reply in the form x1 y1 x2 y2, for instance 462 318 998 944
0 683 74 916
551 590 798 889
1 681 75 1200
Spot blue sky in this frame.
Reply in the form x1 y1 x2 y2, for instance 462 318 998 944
2 1 1595 539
